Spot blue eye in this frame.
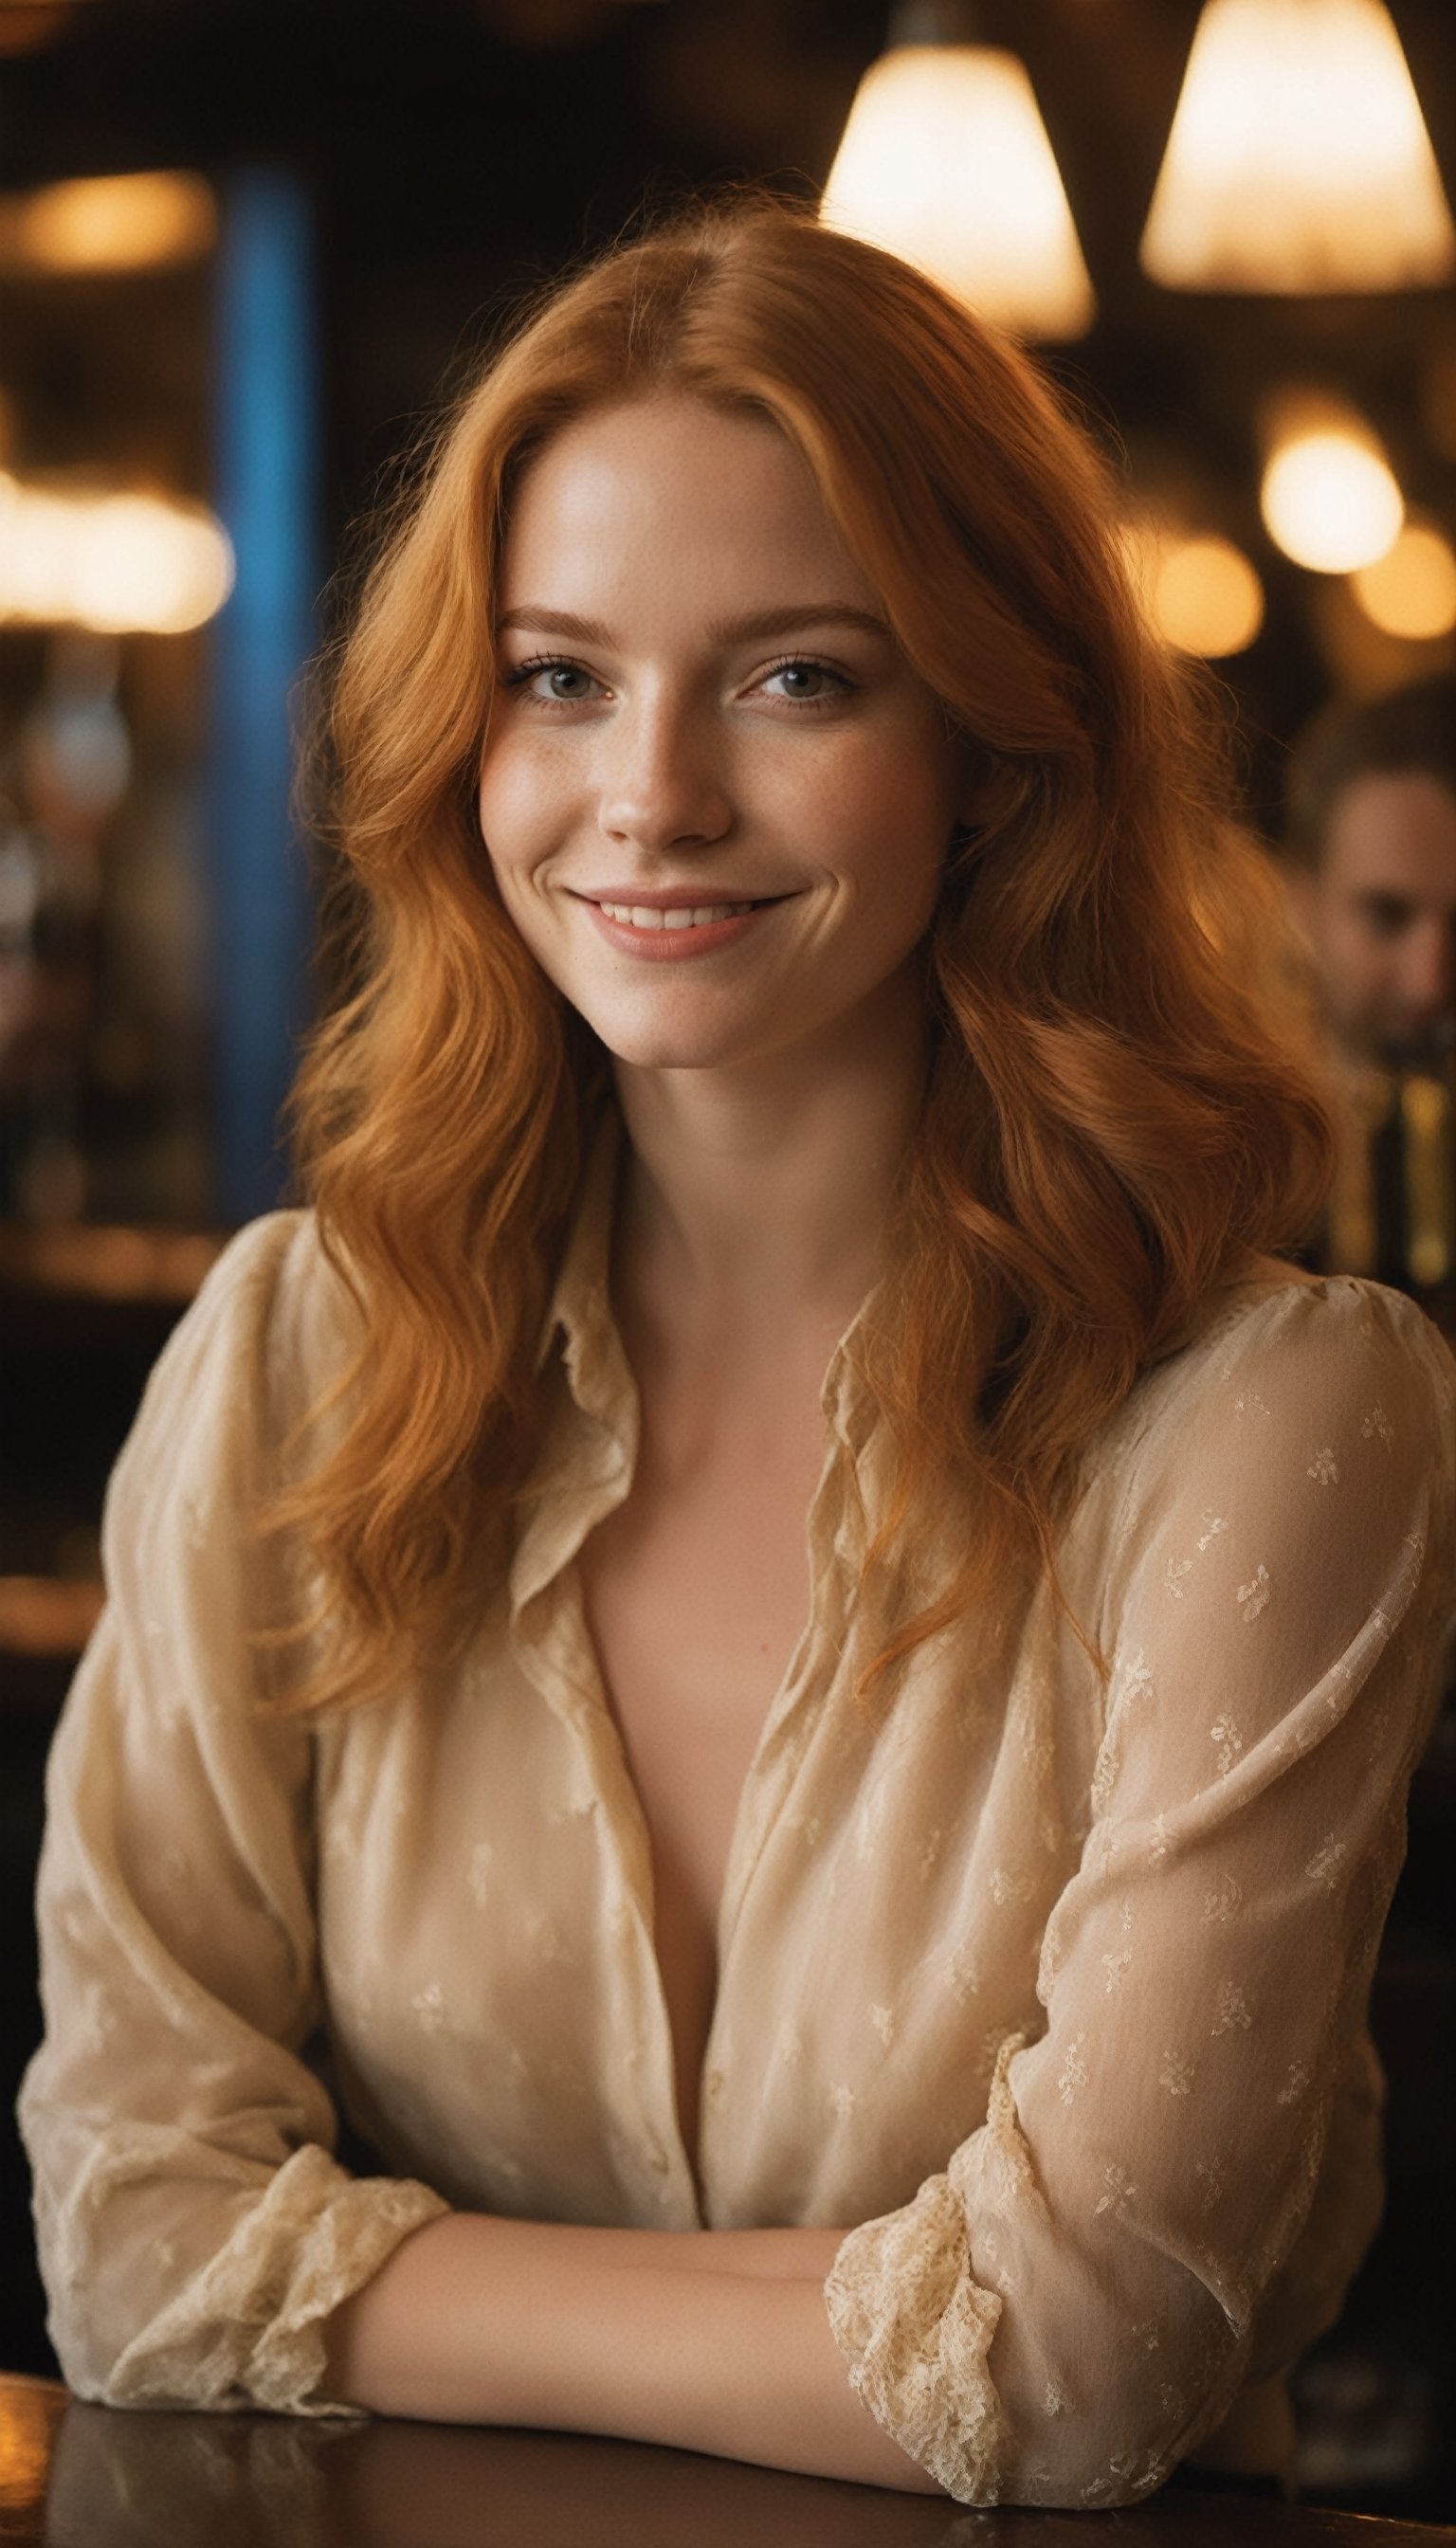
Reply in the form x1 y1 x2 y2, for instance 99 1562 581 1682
505 657 597 701
762 658 845 703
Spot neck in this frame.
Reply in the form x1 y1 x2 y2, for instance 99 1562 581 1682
610 997 926 1338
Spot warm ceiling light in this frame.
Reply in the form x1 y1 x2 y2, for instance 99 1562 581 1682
0 475 235 633
1350 518 1456 640
1122 518 1265 656
1259 396 1404 572
0 172 216 274
1140 0 1456 293
821 17 1095 338
70 495 235 633
1154 535 1265 657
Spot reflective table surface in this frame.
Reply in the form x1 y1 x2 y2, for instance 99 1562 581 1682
2 2378 1451 2547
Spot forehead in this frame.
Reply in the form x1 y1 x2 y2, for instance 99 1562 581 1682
1320 770 1456 910
499 394 873 604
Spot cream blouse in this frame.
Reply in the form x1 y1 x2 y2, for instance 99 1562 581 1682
20 1151 1456 2508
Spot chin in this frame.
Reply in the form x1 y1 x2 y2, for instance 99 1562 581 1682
575 1001 763 1076
599 1037 755 1075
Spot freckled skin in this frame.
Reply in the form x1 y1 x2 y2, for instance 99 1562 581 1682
477 394 972 1083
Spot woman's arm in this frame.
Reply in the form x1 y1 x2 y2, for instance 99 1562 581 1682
18 1211 933 2484
324 2214 943 2490
821 1280 1456 2506
20 1221 450 2412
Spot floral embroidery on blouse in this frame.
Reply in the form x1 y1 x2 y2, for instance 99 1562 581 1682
18 1168 1455 2510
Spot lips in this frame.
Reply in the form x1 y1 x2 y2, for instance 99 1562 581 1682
577 887 785 960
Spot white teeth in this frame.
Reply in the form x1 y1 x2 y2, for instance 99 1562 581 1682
597 901 747 930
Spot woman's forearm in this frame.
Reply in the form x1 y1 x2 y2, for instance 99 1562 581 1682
323 2214 941 2494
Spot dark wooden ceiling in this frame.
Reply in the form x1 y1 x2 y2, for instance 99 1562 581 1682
2 0 1453 794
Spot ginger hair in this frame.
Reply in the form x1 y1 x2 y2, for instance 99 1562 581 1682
276 197 1331 1713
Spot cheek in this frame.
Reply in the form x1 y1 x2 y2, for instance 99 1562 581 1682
477 757 542 889
1336 918 1394 985
852 773 958 920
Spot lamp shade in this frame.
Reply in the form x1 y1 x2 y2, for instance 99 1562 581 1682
1139 0 1456 293
821 44 1095 337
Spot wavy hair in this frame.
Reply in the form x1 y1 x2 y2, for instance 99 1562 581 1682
276 197 1331 1713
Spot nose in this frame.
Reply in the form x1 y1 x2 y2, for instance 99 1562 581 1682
597 695 732 855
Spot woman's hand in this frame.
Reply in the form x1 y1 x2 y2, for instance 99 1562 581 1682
322 2214 943 2494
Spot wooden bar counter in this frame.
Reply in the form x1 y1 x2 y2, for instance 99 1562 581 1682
1 2376 1451 2548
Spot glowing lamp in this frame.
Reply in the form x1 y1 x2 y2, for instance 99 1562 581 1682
0 475 235 633
1151 534 1265 657
821 29 1094 337
1122 517 1265 657
1350 519 1456 640
1140 0 1456 294
0 172 216 274
1259 398 1404 572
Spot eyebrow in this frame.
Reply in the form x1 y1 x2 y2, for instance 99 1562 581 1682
495 603 893 646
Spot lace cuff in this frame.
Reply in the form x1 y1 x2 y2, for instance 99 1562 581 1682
824 2116 1016 2499
99 2147 450 2414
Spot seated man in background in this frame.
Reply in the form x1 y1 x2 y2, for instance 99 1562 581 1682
1283 673 1456 1293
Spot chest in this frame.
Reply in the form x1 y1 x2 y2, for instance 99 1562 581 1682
575 1407 830 2149
579 1423 824 1869
316 1568 1075 2225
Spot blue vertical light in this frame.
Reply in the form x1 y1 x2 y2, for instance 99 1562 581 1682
208 168 319 1224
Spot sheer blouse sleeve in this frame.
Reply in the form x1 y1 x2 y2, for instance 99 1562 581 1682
18 1217 449 2413
824 1278 1456 2506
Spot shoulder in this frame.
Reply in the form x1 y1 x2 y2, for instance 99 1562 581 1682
151 1206 349 1372
1085 1272 1456 1643
1125 1270 1454 1473
112 1210 356 1511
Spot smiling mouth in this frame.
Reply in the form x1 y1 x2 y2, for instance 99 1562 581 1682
593 898 772 932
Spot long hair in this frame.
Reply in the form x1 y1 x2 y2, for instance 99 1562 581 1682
276 198 1331 1713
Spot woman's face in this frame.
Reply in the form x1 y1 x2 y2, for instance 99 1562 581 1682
478 394 971 1083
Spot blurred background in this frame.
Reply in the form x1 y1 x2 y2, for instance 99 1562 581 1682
1 0 1453 2516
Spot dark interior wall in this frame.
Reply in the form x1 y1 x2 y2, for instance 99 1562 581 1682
4 0 1453 791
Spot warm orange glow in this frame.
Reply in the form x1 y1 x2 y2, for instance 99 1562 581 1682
1154 534 1264 656
1140 0 1456 292
0 1575 104 1658
0 1221 223 1301
1122 518 1265 657
1350 518 1456 640
0 170 216 272
821 44 1095 337
1259 396 1403 573
0 473 234 632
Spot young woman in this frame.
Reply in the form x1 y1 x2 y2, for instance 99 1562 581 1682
22 202 1454 2509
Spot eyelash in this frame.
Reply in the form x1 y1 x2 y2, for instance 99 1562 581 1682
501 655 598 702
500 652 852 708
758 655 850 707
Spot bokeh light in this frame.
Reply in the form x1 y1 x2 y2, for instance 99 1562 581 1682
1121 518 1265 656
1349 517 1456 639
0 476 235 632
0 172 216 273
1260 406 1404 573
